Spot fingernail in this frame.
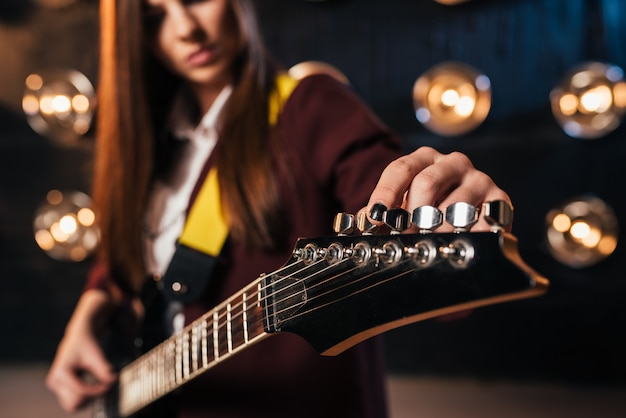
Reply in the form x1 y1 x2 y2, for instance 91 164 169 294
369 203 387 222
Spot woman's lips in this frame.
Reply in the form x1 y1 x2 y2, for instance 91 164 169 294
187 46 214 67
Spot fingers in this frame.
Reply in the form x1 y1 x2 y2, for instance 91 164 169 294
84 339 117 386
364 147 512 232
366 146 441 212
46 336 116 413
47 365 110 412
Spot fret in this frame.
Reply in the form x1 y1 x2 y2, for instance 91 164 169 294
201 317 209 368
226 303 233 353
205 315 217 366
213 311 220 360
217 306 229 358
175 334 183 384
137 359 144 407
242 291 249 343
191 322 200 373
182 329 190 379
166 339 176 390
229 305 245 349
157 344 164 396
248 281 264 341
145 354 151 401
147 355 153 401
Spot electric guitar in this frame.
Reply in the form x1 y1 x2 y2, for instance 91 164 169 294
93 202 549 418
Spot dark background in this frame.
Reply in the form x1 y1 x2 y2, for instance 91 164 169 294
1 0 625 387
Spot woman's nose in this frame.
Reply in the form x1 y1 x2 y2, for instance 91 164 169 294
170 6 202 41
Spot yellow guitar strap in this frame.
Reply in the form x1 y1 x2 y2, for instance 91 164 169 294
162 73 299 302
178 73 299 253
178 167 227 256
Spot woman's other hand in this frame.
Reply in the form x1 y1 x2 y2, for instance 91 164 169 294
46 289 117 412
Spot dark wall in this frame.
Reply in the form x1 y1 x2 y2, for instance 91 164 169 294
1 0 625 386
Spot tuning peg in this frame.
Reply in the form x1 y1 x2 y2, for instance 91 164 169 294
411 205 443 233
482 200 513 231
333 212 356 236
356 211 379 235
445 202 479 232
383 208 410 235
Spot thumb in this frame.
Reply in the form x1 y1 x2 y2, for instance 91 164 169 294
80 339 117 385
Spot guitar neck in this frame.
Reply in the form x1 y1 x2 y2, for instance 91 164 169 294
107 228 548 417
116 276 269 417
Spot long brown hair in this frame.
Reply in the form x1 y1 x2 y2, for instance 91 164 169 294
93 0 281 292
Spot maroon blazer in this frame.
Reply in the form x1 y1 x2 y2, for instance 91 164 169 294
87 74 403 418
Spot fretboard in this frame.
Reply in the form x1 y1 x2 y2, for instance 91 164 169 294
117 276 268 417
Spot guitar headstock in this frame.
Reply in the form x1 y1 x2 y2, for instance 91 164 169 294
261 201 549 355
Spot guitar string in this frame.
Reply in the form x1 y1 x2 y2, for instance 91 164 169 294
190 257 351 331
144 255 406 356
238 258 413 329
176 255 409 354
209 254 409 327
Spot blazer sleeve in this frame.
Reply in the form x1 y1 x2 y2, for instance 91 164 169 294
277 73 404 215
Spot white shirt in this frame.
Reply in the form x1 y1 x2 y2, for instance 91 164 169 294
143 85 233 276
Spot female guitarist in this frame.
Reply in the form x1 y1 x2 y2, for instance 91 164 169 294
46 0 511 417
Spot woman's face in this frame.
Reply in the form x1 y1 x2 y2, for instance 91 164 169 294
144 0 240 90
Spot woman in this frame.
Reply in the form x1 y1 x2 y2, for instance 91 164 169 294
46 0 511 417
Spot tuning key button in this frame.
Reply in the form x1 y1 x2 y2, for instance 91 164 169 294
356 211 379 235
383 208 410 235
445 202 479 232
333 212 356 236
482 200 513 232
412 205 443 233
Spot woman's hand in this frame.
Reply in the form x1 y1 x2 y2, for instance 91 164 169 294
364 146 512 232
46 289 117 413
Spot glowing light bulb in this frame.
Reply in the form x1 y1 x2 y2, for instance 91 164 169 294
33 190 100 262
551 62 626 139
413 62 491 137
22 69 96 146
545 195 618 268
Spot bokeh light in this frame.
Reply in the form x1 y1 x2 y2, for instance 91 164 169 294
288 61 350 85
545 195 618 268
33 190 99 262
412 61 492 136
22 69 96 146
550 62 626 139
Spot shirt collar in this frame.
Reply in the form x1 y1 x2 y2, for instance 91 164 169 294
168 84 233 142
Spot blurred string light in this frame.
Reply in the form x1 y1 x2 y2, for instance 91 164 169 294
288 61 350 85
550 62 626 139
22 68 96 146
545 195 618 268
33 190 99 262
412 61 491 136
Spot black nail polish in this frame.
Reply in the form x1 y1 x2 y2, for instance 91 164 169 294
369 203 387 222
